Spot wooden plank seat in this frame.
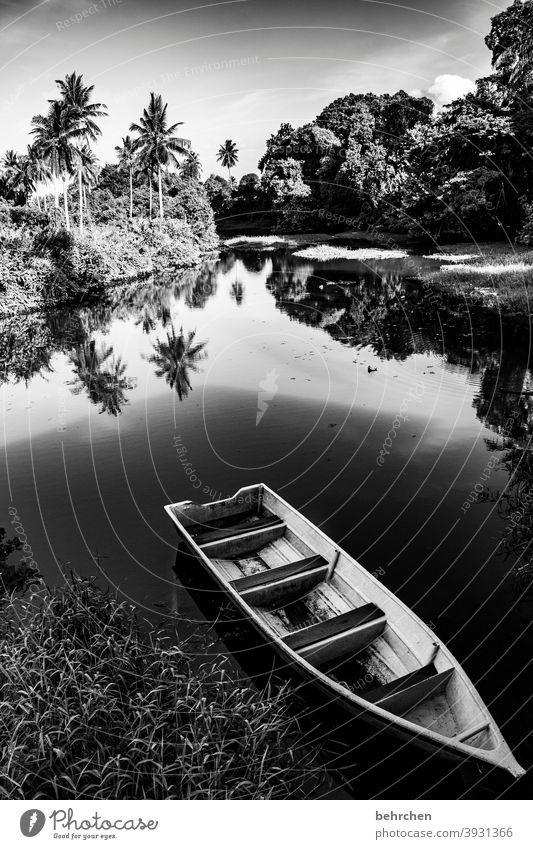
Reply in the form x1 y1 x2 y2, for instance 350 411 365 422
283 602 386 665
192 515 282 546
231 555 328 592
231 555 329 607
360 664 454 715
197 521 287 559
360 663 438 704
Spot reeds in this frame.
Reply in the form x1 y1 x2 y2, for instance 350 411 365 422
0 576 322 799
422 249 533 313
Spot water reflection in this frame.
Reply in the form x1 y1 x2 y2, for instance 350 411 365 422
1 250 532 439
68 340 135 416
230 282 244 305
146 325 208 400
494 446 533 593
2 246 532 791
0 315 55 385
474 362 533 445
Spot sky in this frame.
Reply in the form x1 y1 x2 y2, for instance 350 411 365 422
0 0 503 177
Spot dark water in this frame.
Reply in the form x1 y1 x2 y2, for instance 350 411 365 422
1 246 532 798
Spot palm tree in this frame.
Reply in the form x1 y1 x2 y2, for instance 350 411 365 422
26 144 51 210
115 135 136 219
18 154 37 204
1 150 40 205
136 149 156 219
55 72 107 233
76 143 99 222
216 139 239 182
31 100 81 228
2 150 19 182
181 150 202 180
146 326 206 400
130 93 190 219
2 151 23 202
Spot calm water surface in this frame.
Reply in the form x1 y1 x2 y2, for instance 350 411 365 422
1 246 532 797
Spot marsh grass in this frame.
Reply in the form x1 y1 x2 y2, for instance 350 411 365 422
293 245 408 261
423 248 533 314
0 576 323 799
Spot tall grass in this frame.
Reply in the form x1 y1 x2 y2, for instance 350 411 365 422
0 576 322 799
423 249 533 314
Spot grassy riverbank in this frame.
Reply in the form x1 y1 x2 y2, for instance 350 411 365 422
0 184 219 317
0 575 321 800
419 245 533 316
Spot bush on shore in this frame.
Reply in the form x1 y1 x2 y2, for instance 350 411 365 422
0 196 219 316
0 576 322 800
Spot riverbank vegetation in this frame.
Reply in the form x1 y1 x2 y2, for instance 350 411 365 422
212 1 533 247
0 74 218 315
420 246 533 315
0 574 322 800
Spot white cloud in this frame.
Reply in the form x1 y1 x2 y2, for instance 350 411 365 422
427 74 476 107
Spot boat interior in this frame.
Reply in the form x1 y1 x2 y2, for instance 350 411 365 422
170 488 498 753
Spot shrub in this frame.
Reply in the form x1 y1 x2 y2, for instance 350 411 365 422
0 576 322 799
9 205 49 229
517 203 533 245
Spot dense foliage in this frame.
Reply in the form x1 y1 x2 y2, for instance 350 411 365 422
4 1 533 254
210 0 533 240
0 72 218 314
0 576 322 799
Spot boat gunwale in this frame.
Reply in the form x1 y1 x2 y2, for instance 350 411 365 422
164 483 524 778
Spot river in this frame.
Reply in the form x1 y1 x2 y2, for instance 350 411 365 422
1 245 532 798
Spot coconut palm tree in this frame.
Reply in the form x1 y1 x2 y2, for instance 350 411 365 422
181 150 202 180
136 149 157 219
130 93 190 219
31 100 81 228
26 144 51 210
2 151 22 202
216 139 239 182
146 326 206 400
1 150 39 205
76 143 100 223
2 150 19 182
115 135 136 219
18 154 37 204
55 72 107 233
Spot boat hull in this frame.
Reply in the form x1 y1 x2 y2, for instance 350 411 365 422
166 485 526 780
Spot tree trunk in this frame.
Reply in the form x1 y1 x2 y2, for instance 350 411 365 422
129 167 133 219
54 176 59 209
36 194 41 211
43 193 48 212
158 165 164 218
78 169 83 234
149 178 153 220
63 176 70 231
228 166 231 184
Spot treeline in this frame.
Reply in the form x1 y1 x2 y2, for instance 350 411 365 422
210 0 533 242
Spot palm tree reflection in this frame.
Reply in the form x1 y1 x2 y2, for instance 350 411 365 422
135 307 157 335
146 325 207 400
230 282 244 304
69 340 135 415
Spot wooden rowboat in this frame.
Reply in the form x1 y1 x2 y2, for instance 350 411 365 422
165 484 525 779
